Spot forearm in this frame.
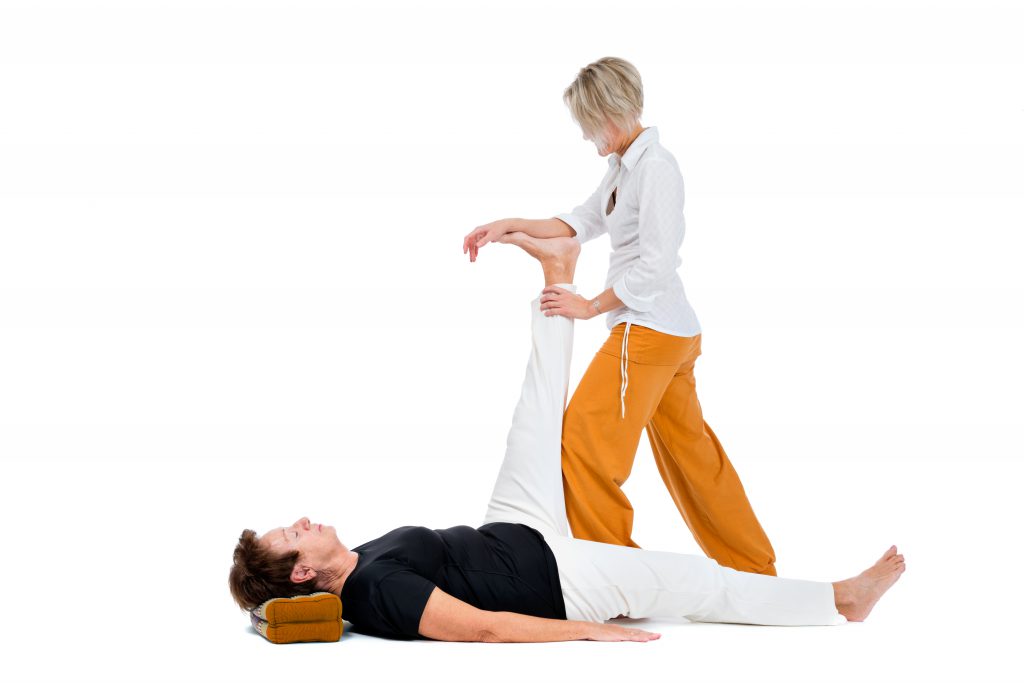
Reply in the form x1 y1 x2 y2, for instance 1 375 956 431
508 217 576 239
588 287 625 318
481 611 593 643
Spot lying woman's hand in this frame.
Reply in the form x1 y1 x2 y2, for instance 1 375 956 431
541 286 594 320
463 219 513 262
584 622 661 642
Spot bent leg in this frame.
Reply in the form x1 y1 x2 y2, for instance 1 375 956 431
646 334 777 575
545 534 844 626
482 285 576 537
561 324 685 547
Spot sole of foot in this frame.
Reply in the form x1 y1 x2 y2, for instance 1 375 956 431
499 232 580 270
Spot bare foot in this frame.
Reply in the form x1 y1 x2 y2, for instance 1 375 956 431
499 232 580 284
832 546 906 622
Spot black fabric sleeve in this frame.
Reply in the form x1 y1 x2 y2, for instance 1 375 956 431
368 569 437 640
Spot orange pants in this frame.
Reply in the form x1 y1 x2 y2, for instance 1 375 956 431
561 323 777 576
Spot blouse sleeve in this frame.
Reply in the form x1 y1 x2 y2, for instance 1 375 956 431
611 159 686 313
555 182 608 244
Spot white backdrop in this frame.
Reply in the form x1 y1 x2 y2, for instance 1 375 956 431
1 1 1022 681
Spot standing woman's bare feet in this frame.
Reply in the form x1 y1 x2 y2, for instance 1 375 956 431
499 232 581 285
832 546 906 621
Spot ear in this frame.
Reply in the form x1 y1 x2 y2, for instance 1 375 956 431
290 563 316 584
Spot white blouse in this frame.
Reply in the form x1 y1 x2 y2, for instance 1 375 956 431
556 126 701 338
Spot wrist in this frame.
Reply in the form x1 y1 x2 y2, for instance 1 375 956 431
588 297 602 319
501 218 521 234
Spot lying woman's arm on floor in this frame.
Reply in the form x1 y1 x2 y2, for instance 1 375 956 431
417 587 659 643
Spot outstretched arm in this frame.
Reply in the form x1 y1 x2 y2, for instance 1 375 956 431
418 587 659 643
463 218 575 261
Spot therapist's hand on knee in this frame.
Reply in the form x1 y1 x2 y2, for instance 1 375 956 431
541 286 594 319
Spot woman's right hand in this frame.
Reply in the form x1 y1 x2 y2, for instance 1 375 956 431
583 622 661 642
463 219 514 262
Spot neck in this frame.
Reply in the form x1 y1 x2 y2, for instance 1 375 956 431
320 549 359 595
616 125 645 157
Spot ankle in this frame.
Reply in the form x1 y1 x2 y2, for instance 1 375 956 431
543 267 574 287
832 580 853 607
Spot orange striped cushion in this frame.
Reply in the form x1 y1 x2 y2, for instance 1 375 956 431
249 593 344 644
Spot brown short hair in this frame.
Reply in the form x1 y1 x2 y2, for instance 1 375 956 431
228 529 319 611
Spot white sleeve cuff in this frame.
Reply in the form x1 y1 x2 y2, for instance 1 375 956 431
554 213 588 243
612 277 657 313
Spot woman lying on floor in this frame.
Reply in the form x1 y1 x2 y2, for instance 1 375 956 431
228 238 905 642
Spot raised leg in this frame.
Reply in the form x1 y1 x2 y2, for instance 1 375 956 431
482 235 580 537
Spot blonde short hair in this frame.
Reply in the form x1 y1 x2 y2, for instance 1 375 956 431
563 57 644 139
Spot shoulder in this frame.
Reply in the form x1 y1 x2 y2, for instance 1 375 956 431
636 144 682 178
341 555 424 612
341 562 435 640
634 149 684 201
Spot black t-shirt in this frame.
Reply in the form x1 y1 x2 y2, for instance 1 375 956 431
339 522 566 640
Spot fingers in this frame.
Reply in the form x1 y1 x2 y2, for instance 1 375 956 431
621 628 660 642
463 230 481 254
466 232 496 262
542 286 566 295
632 631 660 642
464 228 487 260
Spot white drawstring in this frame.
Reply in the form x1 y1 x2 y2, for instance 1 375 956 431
620 322 632 419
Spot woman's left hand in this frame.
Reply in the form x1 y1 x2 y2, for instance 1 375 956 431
541 286 594 319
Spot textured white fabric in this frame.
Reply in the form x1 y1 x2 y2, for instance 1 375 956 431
555 126 702 337
481 293 846 626
482 284 575 538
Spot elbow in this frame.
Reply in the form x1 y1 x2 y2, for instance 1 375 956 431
613 278 663 313
478 628 503 643
477 613 507 642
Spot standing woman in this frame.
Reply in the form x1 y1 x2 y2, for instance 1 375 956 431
464 57 776 575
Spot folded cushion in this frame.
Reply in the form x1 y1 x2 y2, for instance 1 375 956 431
249 592 344 644
251 592 343 624
250 612 344 644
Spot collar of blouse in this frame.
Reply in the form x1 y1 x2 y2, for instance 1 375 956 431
609 126 660 172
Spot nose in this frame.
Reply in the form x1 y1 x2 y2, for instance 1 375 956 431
293 517 310 530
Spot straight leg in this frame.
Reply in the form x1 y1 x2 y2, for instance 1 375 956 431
646 334 778 575
482 285 576 538
544 534 844 626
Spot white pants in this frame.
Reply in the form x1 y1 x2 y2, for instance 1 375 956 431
482 287 846 626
